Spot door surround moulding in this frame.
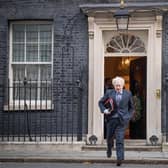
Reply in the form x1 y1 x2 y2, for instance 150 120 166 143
87 15 162 145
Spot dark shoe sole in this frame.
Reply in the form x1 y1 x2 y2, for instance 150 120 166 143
106 151 111 158
116 160 122 166
107 154 111 158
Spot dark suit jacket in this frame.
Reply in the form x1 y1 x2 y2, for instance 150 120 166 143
98 89 134 123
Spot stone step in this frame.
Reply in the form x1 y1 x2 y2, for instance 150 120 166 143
82 145 161 151
82 140 162 152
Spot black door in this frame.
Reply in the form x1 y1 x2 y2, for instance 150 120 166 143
129 57 147 139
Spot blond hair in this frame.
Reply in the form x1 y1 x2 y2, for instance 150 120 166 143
112 76 125 87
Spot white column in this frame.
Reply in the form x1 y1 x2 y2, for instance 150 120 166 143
87 17 104 144
92 24 104 144
147 15 162 144
87 17 95 140
153 15 162 142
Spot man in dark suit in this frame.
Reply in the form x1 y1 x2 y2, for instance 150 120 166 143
99 76 134 166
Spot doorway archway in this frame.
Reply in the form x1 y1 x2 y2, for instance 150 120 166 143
104 32 147 139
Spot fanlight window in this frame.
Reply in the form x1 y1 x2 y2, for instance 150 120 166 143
106 34 146 53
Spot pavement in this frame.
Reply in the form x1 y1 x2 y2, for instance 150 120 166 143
0 143 168 164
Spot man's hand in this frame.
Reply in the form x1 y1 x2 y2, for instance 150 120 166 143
104 109 111 114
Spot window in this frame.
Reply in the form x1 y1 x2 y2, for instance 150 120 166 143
106 33 146 53
8 22 53 110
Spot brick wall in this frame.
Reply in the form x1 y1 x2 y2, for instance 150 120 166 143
162 12 168 140
0 0 168 140
0 0 89 140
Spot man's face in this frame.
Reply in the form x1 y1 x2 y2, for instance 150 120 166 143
114 84 122 92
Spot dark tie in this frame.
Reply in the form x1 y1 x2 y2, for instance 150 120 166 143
116 92 121 105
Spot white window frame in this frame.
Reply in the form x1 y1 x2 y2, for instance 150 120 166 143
7 21 54 110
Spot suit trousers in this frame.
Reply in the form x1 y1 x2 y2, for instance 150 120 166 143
106 117 128 160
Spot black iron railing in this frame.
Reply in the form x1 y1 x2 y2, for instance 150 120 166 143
0 78 85 142
4 78 53 111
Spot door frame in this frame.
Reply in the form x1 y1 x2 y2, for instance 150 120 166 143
104 56 147 140
87 15 162 144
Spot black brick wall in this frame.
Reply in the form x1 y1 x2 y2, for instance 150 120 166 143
0 0 90 139
162 12 168 140
0 0 168 140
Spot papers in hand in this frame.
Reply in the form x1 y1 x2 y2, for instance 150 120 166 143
103 97 114 113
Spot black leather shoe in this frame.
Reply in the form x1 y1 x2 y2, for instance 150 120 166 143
106 151 111 158
111 138 114 147
116 160 122 166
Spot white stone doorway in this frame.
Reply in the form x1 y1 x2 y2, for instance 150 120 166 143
87 15 162 144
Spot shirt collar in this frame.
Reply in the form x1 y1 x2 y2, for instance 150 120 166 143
116 90 123 94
